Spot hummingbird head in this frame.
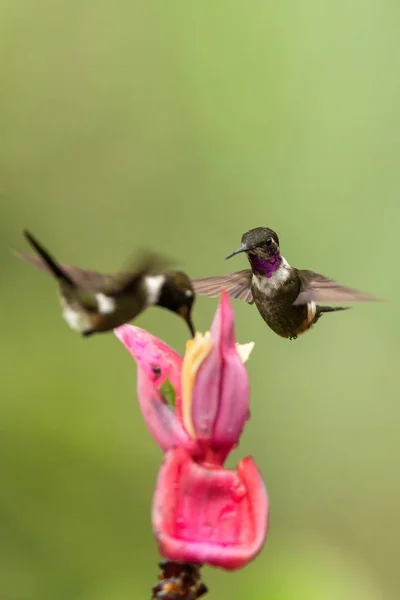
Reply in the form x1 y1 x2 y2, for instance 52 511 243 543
226 227 280 261
157 271 196 337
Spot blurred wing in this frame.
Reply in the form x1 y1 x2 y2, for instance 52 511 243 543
15 251 118 291
16 248 172 295
113 251 172 296
192 270 254 304
293 269 380 305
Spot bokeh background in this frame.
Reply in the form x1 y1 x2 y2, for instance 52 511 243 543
1 1 399 599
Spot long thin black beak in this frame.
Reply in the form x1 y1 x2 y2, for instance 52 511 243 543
187 317 196 338
225 244 249 260
179 305 196 338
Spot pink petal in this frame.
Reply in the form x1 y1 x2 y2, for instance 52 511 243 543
191 291 250 460
152 448 269 570
114 325 198 454
114 325 182 390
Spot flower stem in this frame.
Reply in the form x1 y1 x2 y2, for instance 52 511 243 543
151 560 208 599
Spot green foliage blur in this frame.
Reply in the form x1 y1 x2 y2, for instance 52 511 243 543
1 1 399 598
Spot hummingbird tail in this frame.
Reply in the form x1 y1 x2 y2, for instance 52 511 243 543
23 230 76 287
317 305 351 314
314 305 351 323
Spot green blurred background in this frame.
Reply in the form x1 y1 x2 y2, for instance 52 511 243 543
1 1 399 598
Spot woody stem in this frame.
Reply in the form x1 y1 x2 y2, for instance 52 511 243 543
151 559 208 599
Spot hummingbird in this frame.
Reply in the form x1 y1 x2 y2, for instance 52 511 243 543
193 227 379 340
17 230 196 337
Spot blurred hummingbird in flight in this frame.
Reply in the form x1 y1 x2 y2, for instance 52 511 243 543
193 226 379 340
17 230 196 337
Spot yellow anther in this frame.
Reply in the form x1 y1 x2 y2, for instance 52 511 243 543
235 342 255 364
181 331 213 438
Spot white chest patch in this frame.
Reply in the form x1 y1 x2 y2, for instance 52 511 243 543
252 256 291 296
62 305 92 333
96 293 116 314
144 275 166 306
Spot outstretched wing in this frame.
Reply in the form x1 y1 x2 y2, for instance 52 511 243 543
192 270 254 304
293 269 380 306
16 249 116 290
16 232 171 294
112 251 171 296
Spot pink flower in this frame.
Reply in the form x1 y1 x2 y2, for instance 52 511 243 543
115 291 268 570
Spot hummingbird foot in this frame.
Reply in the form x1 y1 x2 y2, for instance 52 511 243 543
82 329 95 337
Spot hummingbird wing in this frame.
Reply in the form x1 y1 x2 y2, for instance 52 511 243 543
16 249 116 291
112 251 171 296
293 269 380 305
17 234 169 295
192 270 254 304
18 232 176 333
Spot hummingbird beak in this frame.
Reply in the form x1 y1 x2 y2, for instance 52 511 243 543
187 316 196 338
225 244 249 260
178 306 196 338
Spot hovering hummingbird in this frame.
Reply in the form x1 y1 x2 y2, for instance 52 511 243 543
193 227 379 340
17 230 196 337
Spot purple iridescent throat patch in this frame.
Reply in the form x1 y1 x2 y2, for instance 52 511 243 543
249 254 282 278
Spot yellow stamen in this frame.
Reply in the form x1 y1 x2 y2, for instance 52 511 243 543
236 342 255 364
181 331 213 438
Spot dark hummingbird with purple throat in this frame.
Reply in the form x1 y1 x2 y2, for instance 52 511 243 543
193 227 379 340
17 230 196 338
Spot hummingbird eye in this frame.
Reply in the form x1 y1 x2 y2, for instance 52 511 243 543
265 238 272 246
